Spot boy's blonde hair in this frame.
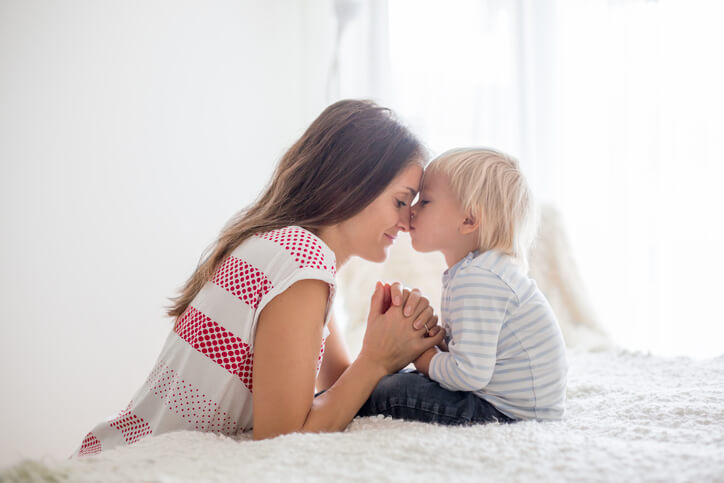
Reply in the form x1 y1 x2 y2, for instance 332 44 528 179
426 147 538 271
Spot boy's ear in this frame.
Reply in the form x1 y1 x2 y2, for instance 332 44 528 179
460 212 479 235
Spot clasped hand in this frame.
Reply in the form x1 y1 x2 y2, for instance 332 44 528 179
360 281 445 375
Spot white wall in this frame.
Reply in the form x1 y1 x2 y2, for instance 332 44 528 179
0 0 333 466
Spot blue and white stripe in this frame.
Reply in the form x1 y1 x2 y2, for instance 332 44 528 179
428 250 568 420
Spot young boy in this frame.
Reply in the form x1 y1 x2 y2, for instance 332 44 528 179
358 148 567 423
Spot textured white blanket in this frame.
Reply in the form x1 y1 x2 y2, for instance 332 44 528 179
4 349 723 482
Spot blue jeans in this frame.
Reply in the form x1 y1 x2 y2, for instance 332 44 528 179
357 370 514 425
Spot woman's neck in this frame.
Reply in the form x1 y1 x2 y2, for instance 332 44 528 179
315 226 350 269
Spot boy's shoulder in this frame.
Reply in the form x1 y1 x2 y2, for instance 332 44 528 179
452 250 527 300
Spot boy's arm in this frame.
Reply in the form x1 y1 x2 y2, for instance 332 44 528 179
427 269 515 391
413 325 448 374
413 346 439 375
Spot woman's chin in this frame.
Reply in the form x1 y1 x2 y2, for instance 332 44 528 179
359 247 389 264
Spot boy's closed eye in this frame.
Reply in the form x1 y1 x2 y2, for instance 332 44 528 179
395 188 417 208
413 199 429 209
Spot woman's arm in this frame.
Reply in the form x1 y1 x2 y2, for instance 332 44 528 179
252 279 331 439
252 280 443 440
316 314 351 392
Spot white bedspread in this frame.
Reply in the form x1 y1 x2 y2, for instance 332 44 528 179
3 349 723 482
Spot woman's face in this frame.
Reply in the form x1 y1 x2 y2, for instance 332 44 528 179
336 163 423 262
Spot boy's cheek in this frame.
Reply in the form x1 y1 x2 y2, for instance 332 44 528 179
409 230 426 252
411 213 426 233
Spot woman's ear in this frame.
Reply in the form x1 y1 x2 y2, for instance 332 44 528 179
459 212 479 235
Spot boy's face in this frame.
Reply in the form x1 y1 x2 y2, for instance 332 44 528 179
409 170 469 255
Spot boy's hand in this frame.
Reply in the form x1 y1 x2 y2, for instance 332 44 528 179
413 321 448 375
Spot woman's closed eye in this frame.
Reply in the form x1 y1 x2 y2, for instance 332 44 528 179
396 199 407 208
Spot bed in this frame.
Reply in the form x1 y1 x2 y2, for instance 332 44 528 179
3 206 722 482
3 349 723 482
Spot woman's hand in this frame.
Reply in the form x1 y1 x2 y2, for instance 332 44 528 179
359 282 444 375
386 282 438 332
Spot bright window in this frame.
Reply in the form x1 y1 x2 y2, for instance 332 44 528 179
349 0 724 357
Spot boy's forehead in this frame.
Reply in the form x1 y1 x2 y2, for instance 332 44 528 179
421 169 444 189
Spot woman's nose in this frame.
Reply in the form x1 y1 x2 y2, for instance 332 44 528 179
397 207 411 232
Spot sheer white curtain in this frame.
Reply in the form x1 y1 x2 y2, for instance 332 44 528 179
335 0 724 357
549 1 724 358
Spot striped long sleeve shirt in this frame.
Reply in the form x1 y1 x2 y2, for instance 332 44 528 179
428 250 568 420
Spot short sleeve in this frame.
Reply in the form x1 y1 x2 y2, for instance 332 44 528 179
248 226 337 342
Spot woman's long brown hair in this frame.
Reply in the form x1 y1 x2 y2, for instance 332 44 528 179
167 99 423 318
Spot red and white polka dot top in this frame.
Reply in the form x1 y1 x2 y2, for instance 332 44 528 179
74 226 337 457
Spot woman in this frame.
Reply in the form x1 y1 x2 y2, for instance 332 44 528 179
74 99 443 456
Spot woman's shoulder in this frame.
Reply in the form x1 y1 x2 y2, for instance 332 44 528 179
226 225 336 282
205 226 337 319
253 225 336 273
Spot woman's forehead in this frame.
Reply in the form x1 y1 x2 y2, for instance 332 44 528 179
391 163 423 192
